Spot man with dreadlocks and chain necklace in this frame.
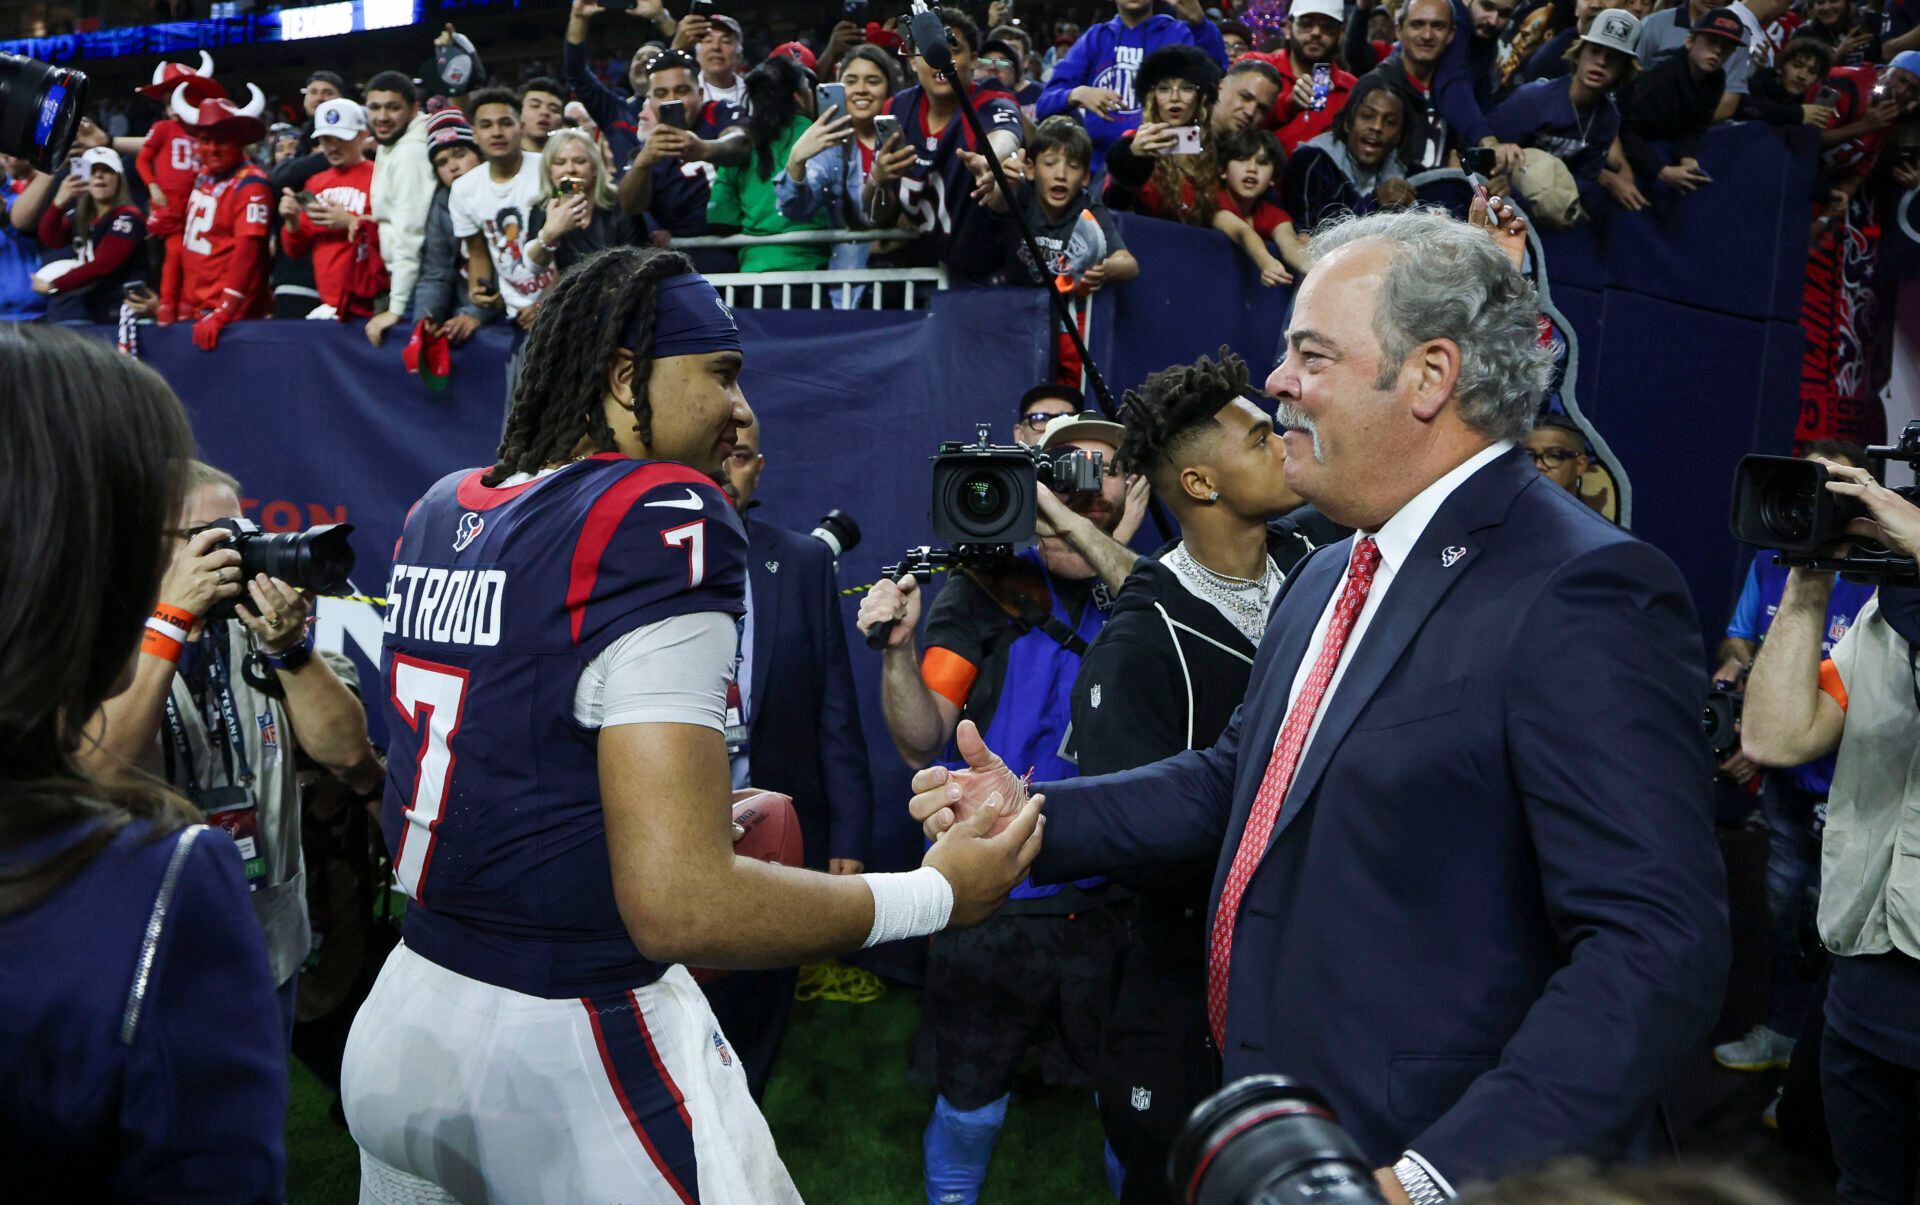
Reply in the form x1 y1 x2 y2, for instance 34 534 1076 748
1067 347 1346 1204
340 246 1045 1204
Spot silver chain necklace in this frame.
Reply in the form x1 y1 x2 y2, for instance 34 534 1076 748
1165 543 1283 644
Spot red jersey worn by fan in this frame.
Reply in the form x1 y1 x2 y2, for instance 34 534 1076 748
281 160 375 311
135 119 199 238
181 164 272 319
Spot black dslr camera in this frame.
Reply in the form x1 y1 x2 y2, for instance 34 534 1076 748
1703 687 1744 760
1729 420 1920 581
930 423 1105 553
192 517 357 619
1169 1076 1387 1205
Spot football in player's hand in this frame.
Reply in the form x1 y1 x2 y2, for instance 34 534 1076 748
729 789 804 868
692 791 804 984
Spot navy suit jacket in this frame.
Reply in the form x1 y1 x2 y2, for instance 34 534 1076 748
1033 448 1729 1185
744 517 875 867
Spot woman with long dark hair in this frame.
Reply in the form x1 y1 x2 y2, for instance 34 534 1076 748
708 53 830 274
776 45 901 305
0 324 286 1197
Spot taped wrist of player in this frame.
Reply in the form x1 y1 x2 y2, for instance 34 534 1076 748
858 866 953 948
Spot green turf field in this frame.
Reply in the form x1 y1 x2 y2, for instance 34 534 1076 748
287 983 1114 1204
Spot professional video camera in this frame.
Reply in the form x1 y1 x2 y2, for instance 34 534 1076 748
0 53 89 169
930 422 1106 552
1729 419 1920 581
861 424 1107 650
191 518 357 620
1169 1076 1387 1205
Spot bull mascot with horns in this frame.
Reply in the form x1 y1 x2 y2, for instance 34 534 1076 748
133 51 222 324
171 78 272 350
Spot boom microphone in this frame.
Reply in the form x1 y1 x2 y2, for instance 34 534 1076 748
908 0 957 74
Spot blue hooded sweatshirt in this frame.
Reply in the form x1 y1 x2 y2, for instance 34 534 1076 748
1036 12 1228 175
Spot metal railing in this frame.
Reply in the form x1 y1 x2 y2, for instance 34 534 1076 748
666 228 948 310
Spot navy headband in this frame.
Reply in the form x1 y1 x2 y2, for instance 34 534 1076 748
627 272 743 360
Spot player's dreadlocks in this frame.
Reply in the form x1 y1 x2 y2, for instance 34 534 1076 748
484 246 695 486
1117 345 1251 488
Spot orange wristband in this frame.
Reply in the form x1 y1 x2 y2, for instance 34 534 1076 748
152 603 197 628
141 626 185 663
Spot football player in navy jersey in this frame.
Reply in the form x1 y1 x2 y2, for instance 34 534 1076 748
868 6 1028 276
341 247 1045 1204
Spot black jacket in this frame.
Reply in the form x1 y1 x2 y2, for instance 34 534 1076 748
1619 56 1725 181
1737 65 1811 126
1068 505 1348 965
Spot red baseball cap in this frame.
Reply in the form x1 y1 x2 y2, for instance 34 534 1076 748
769 41 817 72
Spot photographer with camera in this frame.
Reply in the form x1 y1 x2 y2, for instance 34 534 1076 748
1710 442 1873 1090
1068 348 1347 1204
77 462 382 1044
1741 460 1920 1204
857 415 1138 1205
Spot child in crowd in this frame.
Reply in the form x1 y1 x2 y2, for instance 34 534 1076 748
1215 126 1310 279
965 116 1137 382
968 115 1139 294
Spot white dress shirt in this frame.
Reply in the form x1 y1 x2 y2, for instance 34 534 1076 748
1280 441 1514 758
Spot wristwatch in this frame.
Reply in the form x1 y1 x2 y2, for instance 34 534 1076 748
267 640 313 672
1393 1155 1452 1205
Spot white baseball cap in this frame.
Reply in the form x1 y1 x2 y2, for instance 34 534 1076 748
76 146 124 175
313 97 368 137
1580 8 1642 57
1290 0 1347 24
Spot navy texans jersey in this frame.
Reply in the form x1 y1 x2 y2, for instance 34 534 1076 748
379 454 747 998
885 82 1025 275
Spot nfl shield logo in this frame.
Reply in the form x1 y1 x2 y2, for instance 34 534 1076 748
1090 684 1102 709
712 1030 733 1067
1130 1086 1152 1112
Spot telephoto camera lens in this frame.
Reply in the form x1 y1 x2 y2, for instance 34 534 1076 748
0 54 89 171
200 518 357 619
1169 1076 1387 1205
810 509 861 560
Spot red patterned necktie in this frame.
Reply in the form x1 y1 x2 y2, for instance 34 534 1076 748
1205 537 1382 1051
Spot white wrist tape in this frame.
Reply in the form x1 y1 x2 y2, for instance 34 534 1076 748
859 866 954 948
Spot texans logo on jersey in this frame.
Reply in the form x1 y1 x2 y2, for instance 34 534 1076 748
454 511 485 552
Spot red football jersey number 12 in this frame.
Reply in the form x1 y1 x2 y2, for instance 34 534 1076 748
389 654 471 902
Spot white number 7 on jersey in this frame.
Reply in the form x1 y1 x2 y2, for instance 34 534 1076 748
389 654 470 901
662 519 707 587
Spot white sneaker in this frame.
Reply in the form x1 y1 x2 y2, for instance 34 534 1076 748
1713 1024 1796 1072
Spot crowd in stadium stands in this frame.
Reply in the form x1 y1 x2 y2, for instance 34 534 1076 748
8 2 1920 1201
0 0 1916 341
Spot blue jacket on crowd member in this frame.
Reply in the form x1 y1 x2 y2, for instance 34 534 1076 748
0 177 48 321
1036 11 1229 175
1032 447 1729 1186
1 822 287 1199
1488 78 1622 210
1431 0 1504 147
1726 552 1875 795
563 38 641 177
773 140 872 306
741 516 875 869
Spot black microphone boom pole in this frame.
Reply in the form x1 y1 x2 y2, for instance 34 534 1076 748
904 1 1174 543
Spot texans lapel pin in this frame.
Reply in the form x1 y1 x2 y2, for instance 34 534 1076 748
1440 545 1467 568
